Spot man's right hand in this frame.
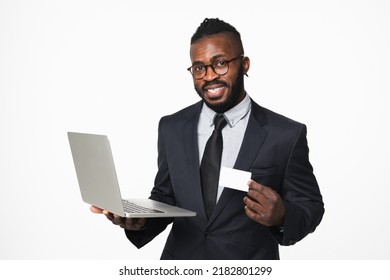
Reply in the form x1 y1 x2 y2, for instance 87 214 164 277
90 205 147 231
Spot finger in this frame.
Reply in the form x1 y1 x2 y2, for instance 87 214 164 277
104 211 115 222
247 188 269 207
247 179 265 192
123 218 146 230
244 205 264 224
247 180 277 200
90 205 104 213
243 196 265 217
111 214 125 226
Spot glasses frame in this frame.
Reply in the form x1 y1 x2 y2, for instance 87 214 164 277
187 54 244 80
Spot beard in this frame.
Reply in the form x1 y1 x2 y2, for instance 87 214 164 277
195 65 244 114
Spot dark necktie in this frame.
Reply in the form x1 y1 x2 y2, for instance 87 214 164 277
200 114 228 219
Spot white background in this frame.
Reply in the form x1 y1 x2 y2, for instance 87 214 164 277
1 0 389 260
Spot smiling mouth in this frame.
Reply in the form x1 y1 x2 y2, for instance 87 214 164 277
203 84 227 99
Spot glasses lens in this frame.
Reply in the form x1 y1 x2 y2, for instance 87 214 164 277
213 60 229 75
191 66 205 79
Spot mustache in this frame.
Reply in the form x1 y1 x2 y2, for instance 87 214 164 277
202 80 227 89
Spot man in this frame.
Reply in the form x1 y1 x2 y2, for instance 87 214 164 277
91 18 324 259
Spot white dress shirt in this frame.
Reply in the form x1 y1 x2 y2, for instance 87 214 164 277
197 93 252 201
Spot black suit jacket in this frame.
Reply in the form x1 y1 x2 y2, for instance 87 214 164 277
126 100 324 259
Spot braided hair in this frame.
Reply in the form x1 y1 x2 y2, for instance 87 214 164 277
191 18 244 53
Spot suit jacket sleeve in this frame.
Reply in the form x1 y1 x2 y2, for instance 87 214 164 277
125 117 174 248
272 124 324 246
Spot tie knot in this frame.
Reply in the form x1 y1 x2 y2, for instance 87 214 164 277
213 114 227 131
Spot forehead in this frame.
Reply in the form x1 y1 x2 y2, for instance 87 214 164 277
190 33 240 63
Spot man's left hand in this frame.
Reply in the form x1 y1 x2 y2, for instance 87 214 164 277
243 179 285 227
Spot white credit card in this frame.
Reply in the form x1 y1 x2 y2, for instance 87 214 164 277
219 166 252 192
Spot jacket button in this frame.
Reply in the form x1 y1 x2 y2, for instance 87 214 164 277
205 231 213 239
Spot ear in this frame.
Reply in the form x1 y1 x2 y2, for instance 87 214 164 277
243 56 250 76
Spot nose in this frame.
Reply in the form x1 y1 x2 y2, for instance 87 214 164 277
203 65 220 81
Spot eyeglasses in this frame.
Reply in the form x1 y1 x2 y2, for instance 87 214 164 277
187 54 244 80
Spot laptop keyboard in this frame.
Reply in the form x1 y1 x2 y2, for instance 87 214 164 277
122 200 164 214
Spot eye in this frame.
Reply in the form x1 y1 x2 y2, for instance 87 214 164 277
214 60 227 68
193 65 205 72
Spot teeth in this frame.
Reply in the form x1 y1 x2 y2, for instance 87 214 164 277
206 87 223 93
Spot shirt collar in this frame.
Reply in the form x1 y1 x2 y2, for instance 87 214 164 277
202 93 252 128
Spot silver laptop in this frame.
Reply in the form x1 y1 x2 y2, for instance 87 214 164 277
68 132 196 218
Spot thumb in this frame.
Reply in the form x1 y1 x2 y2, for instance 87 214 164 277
90 205 104 214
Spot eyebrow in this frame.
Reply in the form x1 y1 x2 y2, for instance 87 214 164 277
191 54 227 66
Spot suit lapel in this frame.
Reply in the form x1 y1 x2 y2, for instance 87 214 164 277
208 100 268 224
181 101 209 220
233 100 268 171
